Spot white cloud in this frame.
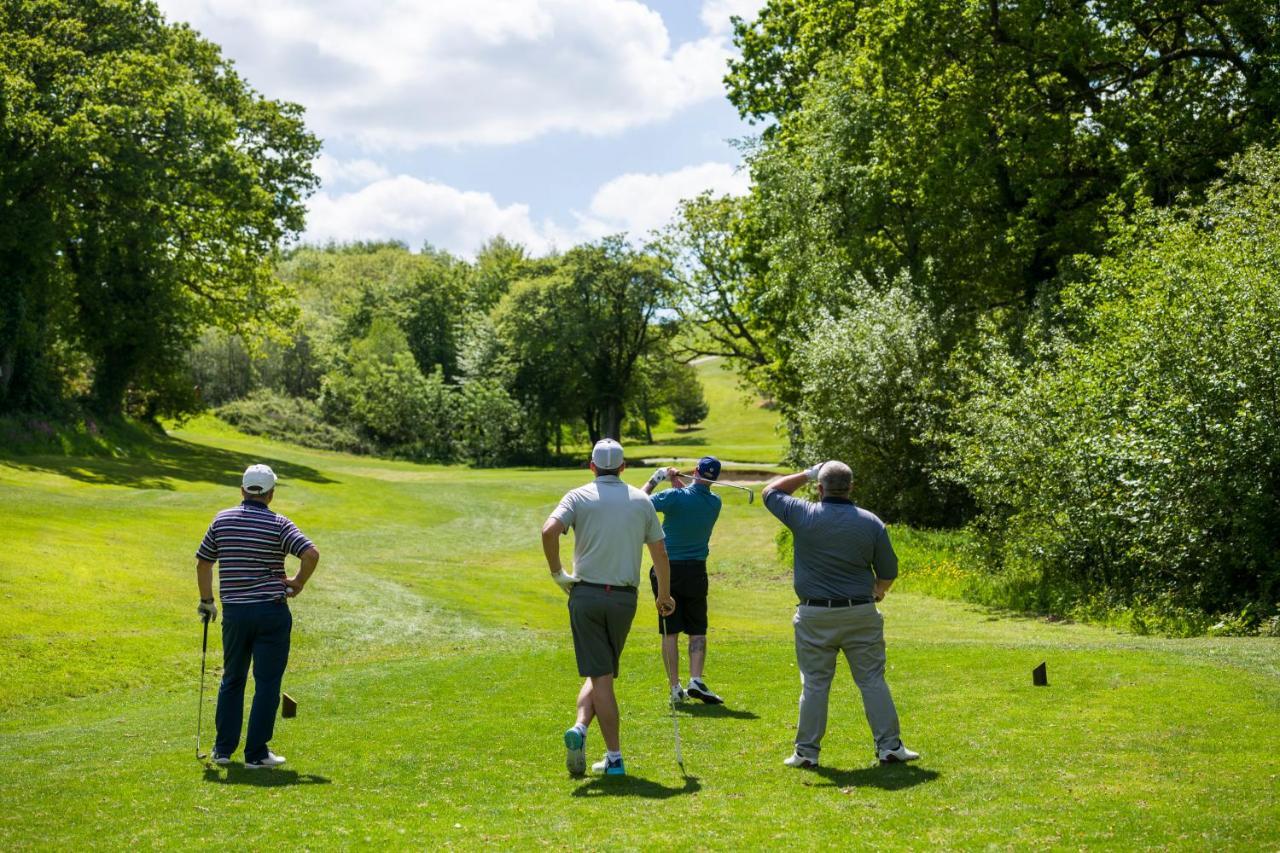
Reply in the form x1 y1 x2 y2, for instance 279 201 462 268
313 154 391 189
303 161 748 257
305 175 560 257
579 161 750 238
700 0 768 36
157 0 739 148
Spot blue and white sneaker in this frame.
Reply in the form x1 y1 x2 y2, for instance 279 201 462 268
686 678 723 705
211 751 232 766
564 727 586 776
591 754 626 775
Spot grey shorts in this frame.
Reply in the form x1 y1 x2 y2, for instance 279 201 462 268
568 583 638 678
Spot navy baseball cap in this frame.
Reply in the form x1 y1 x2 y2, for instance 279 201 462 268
696 456 721 481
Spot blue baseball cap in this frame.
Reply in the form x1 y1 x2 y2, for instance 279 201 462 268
696 456 721 481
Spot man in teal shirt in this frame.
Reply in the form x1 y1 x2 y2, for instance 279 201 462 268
644 456 724 704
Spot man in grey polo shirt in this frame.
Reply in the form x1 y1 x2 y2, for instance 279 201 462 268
541 439 676 777
763 460 920 768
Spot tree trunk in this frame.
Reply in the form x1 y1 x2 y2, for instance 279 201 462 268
602 401 623 441
90 343 139 417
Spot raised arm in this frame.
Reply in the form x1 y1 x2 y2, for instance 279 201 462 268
763 463 824 499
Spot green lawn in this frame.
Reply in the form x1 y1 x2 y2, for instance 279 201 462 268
0 418 1276 849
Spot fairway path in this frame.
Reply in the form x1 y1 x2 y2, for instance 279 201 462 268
0 420 1276 849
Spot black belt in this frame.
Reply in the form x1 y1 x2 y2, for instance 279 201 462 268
800 598 873 607
577 581 637 593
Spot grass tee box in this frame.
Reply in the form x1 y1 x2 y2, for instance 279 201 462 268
0 419 1276 849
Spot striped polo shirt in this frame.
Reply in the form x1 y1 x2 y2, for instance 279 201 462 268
196 500 314 604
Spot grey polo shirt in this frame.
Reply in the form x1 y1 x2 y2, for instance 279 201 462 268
550 475 665 588
764 491 898 601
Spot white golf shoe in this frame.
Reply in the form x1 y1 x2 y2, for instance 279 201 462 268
783 752 818 769
877 742 920 764
244 751 287 769
670 684 687 704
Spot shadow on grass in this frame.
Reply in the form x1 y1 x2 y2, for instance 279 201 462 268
5 434 335 491
203 766 332 787
571 774 701 799
677 703 760 720
808 763 940 791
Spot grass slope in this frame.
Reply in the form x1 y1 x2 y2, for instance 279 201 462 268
0 418 1277 850
606 356 785 464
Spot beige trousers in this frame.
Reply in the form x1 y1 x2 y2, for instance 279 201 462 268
792 603 901 758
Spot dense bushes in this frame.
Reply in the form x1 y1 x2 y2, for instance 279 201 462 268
949 149 1280 632
790 284 967 526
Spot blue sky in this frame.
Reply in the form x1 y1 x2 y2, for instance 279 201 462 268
155 0 767 257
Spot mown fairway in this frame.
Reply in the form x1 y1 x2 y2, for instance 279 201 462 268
1 418 1277 850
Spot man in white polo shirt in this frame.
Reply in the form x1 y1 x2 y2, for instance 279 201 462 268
541 439 675 777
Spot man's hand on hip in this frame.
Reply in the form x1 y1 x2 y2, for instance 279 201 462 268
283 577 305 598
197 599 217 622
552 570 578 595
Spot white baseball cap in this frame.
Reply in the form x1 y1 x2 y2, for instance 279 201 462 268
591 439 624 470
242 463 277 494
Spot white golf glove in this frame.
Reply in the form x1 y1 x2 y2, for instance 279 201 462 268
804 462 826 482
197 599 218 622
552 570 578 595
648 468 668 485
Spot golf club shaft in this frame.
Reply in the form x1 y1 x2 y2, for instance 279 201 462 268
196 614 209 759
660 613 685 773
676 471 755 502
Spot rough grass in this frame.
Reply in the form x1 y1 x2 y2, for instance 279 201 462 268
0 419 1276 850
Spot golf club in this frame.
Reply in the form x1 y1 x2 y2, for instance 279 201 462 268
660 612 686 777
195 612 210 761
676 470 755 504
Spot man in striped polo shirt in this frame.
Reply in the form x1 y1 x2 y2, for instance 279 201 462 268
195 463 320 769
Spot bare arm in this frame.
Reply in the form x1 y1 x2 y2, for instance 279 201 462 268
542 517 566 574
762 471 808 499
647 539 676 615
196 559 215 600
285 546 320 597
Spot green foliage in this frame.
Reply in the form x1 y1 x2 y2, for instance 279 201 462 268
790 284 967 526
493 238 675 447
949 147 1280 628
216 390 365 454
320 319 455 460
454 378 527 467
669 363 710 429
0 0 318 417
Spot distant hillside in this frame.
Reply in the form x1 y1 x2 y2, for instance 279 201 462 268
607 356 785 465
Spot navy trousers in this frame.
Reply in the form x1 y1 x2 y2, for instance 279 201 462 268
215 600 292 762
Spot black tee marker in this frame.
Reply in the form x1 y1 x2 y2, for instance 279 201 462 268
1032 662 1048 686
282 693 298 718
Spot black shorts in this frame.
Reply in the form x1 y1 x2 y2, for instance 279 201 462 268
649 560 709 635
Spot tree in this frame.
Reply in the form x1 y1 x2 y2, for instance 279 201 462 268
729 0 1280 318
493 238 676 448
0 0 319 417
669 365 710 431
949 147 1280 625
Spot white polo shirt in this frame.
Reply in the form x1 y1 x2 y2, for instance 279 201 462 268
550 475 665 587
